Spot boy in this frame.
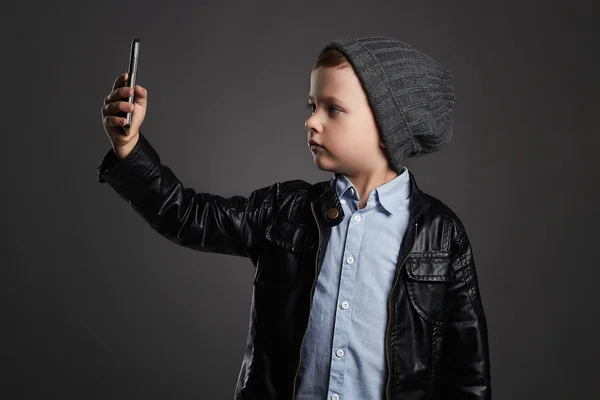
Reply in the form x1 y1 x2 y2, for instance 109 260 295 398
98 36 491 399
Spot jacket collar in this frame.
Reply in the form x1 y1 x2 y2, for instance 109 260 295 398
310 168 431 227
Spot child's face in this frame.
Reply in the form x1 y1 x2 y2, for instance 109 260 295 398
305 65 388 175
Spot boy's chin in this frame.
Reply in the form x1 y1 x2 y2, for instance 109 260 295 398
312 157 336 173
313 161 342 175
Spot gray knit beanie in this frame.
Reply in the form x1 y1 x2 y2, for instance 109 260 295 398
319 36 455 174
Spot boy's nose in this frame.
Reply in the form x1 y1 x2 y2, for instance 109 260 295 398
305 118 318 131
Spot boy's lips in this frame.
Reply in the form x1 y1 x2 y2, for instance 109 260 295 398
308 139 323 148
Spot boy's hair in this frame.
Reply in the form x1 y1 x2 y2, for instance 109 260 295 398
312 48 351 71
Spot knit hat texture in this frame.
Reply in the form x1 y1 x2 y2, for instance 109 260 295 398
320 36 455 174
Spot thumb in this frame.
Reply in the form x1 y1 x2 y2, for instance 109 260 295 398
133 84 147 107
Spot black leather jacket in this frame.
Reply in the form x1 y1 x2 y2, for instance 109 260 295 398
98 132 492 399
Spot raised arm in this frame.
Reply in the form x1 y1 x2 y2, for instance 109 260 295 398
97 131 278 264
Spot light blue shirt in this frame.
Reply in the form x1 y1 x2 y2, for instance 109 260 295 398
294 166 412 400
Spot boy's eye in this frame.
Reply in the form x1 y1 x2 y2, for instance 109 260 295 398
306 103 340 115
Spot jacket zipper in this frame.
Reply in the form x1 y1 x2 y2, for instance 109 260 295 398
291 201 322 399
385 221 418 399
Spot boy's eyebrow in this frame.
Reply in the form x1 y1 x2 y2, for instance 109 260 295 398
307 95 343 103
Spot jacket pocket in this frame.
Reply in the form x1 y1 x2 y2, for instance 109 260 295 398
264 217 316 254
404 253 454 326
255 217 316 289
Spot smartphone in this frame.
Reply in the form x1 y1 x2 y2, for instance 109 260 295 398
120 38 140 133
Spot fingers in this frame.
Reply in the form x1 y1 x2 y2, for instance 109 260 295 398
104 83 146 105
101 99 134 117
106 71 131 104
104 85 131 105
103 115 128 128
102 73 147 123
112 71 128 91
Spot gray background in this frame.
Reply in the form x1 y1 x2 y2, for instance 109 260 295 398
2 0 598 398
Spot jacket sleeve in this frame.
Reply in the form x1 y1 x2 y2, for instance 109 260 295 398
97 131 278 263
443 222 492 399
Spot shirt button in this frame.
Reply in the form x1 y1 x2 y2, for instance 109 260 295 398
350 188 355 194
340 199 346 204
341 301 349 309
332 395 339 400
354 215 361 222
346 256 354 264
336 349 344 357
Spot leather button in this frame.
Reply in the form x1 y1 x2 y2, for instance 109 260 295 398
326 208 339 220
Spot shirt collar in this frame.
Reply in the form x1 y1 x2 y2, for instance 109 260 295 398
333 166 411 214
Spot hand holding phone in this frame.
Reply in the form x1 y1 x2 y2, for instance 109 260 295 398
101 38 148 158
